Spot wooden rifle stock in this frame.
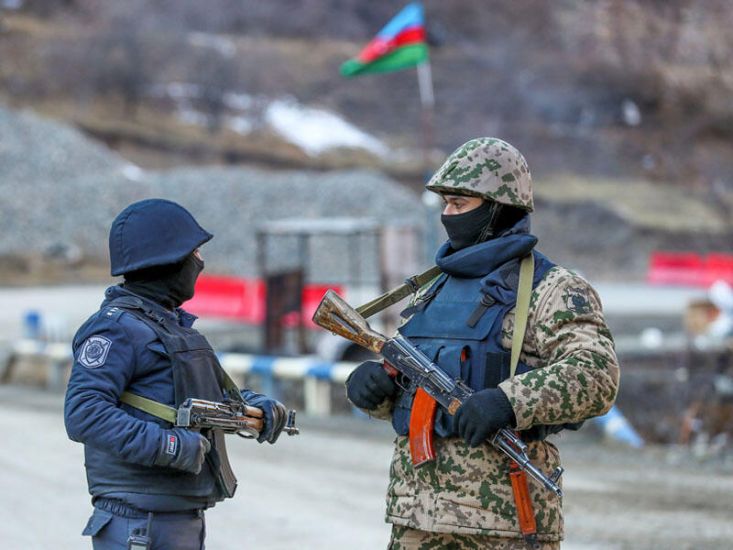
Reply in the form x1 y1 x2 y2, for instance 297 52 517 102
312 290 387 354
315 292 438 466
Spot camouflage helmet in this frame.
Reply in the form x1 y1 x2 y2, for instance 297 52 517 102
426 137 533 212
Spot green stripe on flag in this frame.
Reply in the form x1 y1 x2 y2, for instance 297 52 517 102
340 44 428 78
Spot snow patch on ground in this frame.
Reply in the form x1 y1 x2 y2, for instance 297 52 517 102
121 163 145 182
264 99 388 157
158 84 387 158
187 32 236 58
226 115 253 135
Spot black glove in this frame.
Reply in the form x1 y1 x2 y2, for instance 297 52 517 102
241 390 288 444
346 360 398 410
154 428 211 474
454 388 516 447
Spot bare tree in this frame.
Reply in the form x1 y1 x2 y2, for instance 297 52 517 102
192 50 239 133
20 0 77 18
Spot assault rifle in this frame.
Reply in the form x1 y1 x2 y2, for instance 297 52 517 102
172 398 299 499
313 290 563 497
176 398 300 438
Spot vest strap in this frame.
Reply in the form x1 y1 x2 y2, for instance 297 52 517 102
356 265 442 319
220 369 246 403
510 254 534 380
508 254 540 546
466 294 496 328
120 391 177 424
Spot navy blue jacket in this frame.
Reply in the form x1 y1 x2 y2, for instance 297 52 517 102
65 286 216 509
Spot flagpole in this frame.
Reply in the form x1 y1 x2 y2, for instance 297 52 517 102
416 57 439 264
416 58 435 182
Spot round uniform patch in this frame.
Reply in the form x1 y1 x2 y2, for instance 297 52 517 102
78 335 112 368
564 287 592 315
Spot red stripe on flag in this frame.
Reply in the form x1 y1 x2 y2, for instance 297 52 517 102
394 27 426 47
358 26 425 63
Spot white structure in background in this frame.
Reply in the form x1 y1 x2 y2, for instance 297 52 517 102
707 280 733 340
592 405 644 448
622 98 642 126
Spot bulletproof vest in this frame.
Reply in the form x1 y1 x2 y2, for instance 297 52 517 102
392 250 576 441
85 295 237 502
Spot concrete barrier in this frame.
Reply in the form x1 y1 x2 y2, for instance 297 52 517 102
1 340 72 391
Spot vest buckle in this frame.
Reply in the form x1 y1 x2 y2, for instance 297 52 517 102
466 294 496 328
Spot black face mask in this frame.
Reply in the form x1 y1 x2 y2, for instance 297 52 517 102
441 201 496 251
123 253 205 309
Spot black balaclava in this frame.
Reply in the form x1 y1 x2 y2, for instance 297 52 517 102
123 253 205 310
441 200 526 251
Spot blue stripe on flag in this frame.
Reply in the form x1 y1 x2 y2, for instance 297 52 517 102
377 2 423 40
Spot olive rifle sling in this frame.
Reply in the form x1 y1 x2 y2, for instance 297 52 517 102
120 391 177 424
356 265 443 319
508 253 541 549
510 254 535 379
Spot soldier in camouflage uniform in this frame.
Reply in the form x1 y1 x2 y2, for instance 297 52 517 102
346 138 619 549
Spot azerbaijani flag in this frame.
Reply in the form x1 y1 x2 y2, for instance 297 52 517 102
340 2 428 78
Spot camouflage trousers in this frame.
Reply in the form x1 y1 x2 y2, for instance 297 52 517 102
388 525 561 550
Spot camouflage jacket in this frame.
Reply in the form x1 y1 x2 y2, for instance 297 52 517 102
364 265 619 540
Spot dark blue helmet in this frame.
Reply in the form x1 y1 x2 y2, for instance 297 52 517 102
109 198 213 276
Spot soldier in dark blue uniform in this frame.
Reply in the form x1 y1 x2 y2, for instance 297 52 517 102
65 198 288 549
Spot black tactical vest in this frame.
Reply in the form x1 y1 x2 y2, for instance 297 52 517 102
85 295 237 502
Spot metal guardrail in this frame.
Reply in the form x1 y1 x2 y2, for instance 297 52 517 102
0 339 357 416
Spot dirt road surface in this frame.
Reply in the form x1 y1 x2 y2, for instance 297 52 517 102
0 386 731 549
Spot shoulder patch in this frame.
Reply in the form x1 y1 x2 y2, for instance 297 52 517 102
78 335 113 368
563 286 592 314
